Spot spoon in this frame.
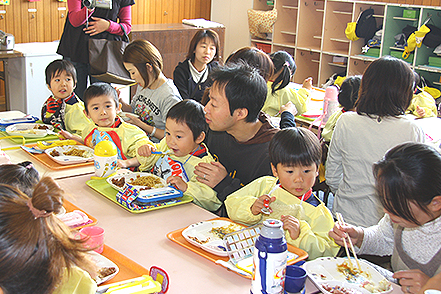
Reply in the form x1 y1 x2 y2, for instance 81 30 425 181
261 183 280 215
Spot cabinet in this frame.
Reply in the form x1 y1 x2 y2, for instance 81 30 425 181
251 0 441 92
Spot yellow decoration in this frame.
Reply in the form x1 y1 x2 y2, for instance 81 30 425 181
0 0 10 4
94 140 118 157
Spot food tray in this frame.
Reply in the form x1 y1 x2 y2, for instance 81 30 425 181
167 217 308 279
45 145 94 165
21 144 94 170
6 123 54 138
0 131 59 144
304 257 393 294
86 178 193 214
107 172 167 191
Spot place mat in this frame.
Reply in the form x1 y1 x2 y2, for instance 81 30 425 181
21 144 94 170
86 178 193 214
100 244 150 285
167 217 308 279
63 199 98 230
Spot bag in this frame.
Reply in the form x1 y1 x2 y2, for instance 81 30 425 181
355 8 377 44
89 24 134 85
423 24 441 48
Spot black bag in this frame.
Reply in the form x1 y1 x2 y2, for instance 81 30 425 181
89 24 134 85
355 9 377 44
423 24 441 48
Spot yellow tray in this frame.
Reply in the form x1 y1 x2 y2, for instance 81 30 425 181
86 178 193 214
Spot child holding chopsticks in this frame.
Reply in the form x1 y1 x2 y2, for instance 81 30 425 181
329 142 441 294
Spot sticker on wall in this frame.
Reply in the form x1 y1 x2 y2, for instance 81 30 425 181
58 0 67 2
0 0 10 5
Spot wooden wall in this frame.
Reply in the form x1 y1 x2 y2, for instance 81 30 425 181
0 0 211 44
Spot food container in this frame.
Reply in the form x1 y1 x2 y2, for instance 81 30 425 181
0 31 14 51
402 9 417 19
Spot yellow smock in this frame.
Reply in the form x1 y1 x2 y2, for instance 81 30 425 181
262 82 312 116
54 266 96 294
407 90 438 118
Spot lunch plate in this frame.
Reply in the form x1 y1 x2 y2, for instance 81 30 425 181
6 123 54 138
45 145 94 165
88 251 119 285
107 172 167 191
182 219 244 257
304 257 393 294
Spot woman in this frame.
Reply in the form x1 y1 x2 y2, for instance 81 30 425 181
326 56 425 227
57 0 134 100
173 29 221 102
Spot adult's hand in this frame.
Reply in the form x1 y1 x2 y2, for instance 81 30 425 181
194 161 228 188
84 17 110 36
394 270 430 294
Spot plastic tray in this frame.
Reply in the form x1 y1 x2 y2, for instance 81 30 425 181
0 131 59 144
167 217 308 279
86 178 193 214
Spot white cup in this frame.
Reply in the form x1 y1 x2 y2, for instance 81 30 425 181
94 154 117 178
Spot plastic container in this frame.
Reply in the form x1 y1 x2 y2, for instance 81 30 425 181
251 219 287 294
322 85 339 125
94 140 118 178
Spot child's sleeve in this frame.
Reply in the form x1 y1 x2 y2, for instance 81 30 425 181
286 87 311 115
285 203 340 260
123 125 155 159
136 139 164 172
64 102 92 137
408 92 438 118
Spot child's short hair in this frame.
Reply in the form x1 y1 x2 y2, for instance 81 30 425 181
338 76 361 111
269 127 321 168
225 46 274 82
269 51 296 94
83 83 118 114
373 142 441 225
45 59 77 85
166 99 208 141
0 161 40 197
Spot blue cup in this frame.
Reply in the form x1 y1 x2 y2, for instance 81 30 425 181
284 265 307 294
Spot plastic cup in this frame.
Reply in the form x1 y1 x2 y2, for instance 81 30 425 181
284 265 307 294
79 226 105 254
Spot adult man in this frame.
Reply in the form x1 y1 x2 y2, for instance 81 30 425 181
194 63 295 215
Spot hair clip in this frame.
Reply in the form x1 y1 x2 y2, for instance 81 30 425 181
25 163 33 169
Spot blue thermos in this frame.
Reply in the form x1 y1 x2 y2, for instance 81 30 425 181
251 219 288 294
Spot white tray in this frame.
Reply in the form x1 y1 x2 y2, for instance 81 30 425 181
45 145 94 165
6 123 53 138
182 219 243 257
304 257 393 294
106 172 167 191
88 251 119 285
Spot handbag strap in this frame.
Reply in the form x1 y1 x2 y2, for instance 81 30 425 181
119 23 129 43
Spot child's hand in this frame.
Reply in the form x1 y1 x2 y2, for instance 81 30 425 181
302 77 313 90
328 221 364 248
393 269 430 294
280 101 298 116
167 176 188 192
251 195 276 215
124 113 143 127
137 144 155 157
115 87 121 98
281 215 300 240
416 105 426 118
59 129 74 140
117 158 140 169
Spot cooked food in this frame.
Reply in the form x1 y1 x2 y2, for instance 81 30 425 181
111 177 126 187
187 235 209 244
34 125 49 130
336 261 391 293
129 175 163 187
361 279 391 293
50 150 61 157
322 283 363 294
210 223 242 239
97 267 117 280
337 261 364 281
64 148 89 157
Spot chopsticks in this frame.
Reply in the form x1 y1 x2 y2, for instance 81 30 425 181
336 212 361 272
115 82 137 90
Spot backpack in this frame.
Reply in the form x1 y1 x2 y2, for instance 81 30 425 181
422 24 441 48
355 9 377 44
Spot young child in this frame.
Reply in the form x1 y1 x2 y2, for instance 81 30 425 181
225 127 340 260
0 161 39 197
0 177 97 294
121 39 182 143
119 99 221 212
262 51 313 117
41 59 91 136
173 29 221 102
407 73 438 118
60 83 153 161
329 142 441 294
322 76 361 143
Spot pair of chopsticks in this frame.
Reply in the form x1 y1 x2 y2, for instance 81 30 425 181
115 82 137 90
336 212 361 272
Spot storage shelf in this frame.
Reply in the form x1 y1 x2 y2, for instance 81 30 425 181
323 51 349 57
282 5 298 9
373 14 384 18
281 31 297 36
251 39 272 44
273 42 296 49
312 59 320 63
393 16 418 21
389 47 405 51
328 62 347 67
297 47 321 53
434 81 441 86
415 65 441 73
316 9 324 12
352 55 377 61
313 36 322 39
330 38 350 43
333 10 352 15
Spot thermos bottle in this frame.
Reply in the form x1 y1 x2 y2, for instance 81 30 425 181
251 219 288 294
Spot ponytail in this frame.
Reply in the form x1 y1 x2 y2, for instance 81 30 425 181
270 51 297 94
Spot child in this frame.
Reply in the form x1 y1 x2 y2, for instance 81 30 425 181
0 161 39 197
0 177 97 294
321 76 361 143
41 59 91 136
407 73 438 118
120 39 182 143
225 127 340 260
119 99 221 212
173 29 221 102
329 142 441 294
262 51 313 117
60 83 153 162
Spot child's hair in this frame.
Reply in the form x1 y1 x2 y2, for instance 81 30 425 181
166 99 208 141
269 127 321 168
186 29 221 63
0 161 39 197
338 76 361 111
123 39 163 89
225 46 274 82
269 51 296 94
0 177 95 294
210 62 267 123
45 59 77 85
356 55 414 118
373 142 441 225
83 82 119 114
